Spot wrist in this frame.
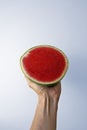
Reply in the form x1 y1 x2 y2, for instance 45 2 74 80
38 92 58 113
38 90 59 104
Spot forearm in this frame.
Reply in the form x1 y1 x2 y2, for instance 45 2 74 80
30 93 58 130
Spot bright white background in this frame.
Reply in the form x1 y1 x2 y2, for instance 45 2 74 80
0 0 87 130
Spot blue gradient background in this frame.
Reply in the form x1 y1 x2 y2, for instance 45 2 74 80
0 0 87 130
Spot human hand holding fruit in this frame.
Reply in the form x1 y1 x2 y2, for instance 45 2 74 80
26 77 61 102
26 77 61 130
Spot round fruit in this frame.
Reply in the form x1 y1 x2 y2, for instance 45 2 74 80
20 45 68 86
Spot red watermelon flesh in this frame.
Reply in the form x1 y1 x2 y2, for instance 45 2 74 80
20 45 68 85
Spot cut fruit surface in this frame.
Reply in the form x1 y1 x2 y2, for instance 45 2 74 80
20 45 68 86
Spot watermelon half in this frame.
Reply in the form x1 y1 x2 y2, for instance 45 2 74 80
20 45 68 86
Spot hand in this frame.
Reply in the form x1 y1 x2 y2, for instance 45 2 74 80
26 77 61 102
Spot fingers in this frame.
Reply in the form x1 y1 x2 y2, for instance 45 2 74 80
25 77 45 94
25 76 61 98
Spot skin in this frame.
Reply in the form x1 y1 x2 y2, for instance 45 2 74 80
26 78 61 130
